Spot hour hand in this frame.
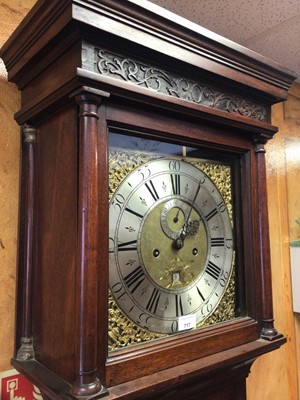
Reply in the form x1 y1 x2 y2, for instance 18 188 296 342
173 219 201 250
184 220 200 236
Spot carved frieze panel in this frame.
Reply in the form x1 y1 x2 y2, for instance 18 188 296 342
82 44 267 122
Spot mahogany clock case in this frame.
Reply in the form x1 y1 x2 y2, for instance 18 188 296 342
9 98 284 397
0 0 297 399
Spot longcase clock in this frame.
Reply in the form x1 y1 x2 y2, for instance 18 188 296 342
0 1 297 399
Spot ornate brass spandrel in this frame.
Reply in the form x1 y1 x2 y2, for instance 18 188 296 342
108 147 235 351
109 150 161 201
108 292 165 349
190 160 233 224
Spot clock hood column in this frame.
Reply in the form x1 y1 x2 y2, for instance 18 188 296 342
72 88 109 399
254 139 282 341
16 124 37 362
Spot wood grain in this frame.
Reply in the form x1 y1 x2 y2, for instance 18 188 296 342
0 1 298 399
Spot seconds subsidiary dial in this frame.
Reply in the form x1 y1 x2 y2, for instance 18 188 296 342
109 158 233 335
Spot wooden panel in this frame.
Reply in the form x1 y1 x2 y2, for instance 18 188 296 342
33 104 78 382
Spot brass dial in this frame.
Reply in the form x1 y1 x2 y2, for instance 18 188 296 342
109 158 234 335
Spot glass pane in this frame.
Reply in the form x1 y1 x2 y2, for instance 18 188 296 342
108 131 237 352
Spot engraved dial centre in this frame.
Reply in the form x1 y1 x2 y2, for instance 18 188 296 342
140 200 208 290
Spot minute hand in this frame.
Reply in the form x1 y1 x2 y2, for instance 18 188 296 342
184 181 201 232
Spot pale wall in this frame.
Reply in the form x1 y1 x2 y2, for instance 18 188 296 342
247 89 300 400
0 1 299 398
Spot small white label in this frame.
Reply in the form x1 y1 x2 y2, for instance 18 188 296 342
178 314 196 331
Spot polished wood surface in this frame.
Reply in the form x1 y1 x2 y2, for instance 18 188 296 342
254 140 281 340
0 1 296 399
33 105 78 381
72 90 106 397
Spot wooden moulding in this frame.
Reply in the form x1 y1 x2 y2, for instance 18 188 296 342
0 0 296 100
0 0 297 399
12 337 286 399
71 89 108 398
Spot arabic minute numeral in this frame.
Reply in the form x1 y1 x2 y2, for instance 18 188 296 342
169 160 181 172
205 203 226 221
109 237 115 254
171 320 179 333
112 193 125 213
206 302 213 313
138 165 151 182
218 201 226 213
111 282 126 300
201 300 213 316
220 270 230 287
226 238 233 249
138 313 150 328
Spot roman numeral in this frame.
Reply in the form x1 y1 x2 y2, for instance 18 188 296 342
175 294 184 317
211 237 225 247
197 286 205 302
145 180 159 201
146 288 160 314
117 240 137 251
124 266 145 293
170 174 181 195
205 208 218 221
125 207 143 220
206 261 221 280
